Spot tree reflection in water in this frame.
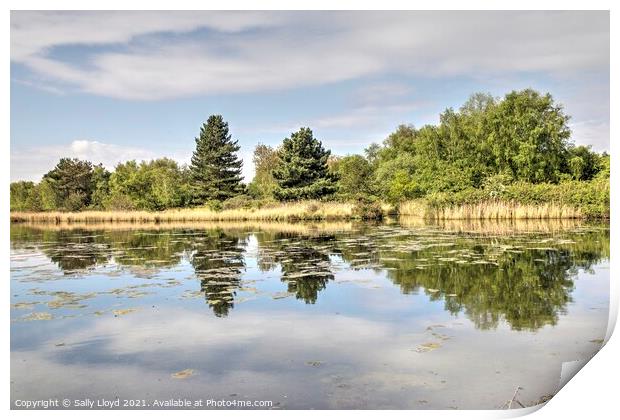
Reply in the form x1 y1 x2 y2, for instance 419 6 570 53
189 230 246 317
10 222 609 330
256 233 335 304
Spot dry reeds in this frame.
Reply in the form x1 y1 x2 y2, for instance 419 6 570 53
399 200 583 220
10 201 356 224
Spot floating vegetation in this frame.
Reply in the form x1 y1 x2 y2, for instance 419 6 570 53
11 301 40 310
9 221 609 328
431 332 451 341
112 308 138 317
272 292 296 300
46 291 98 309
7 219 611 411
415 342 442 353
180 290 203 299
19 312 54 321
171 369 196 379
426 325 446 331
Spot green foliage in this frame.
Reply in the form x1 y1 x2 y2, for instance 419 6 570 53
566 145 603 181
44 158 95 209
24 179 59 211
352 198 383 220
502 179 609 218
404 178 609 219
90 164 111 209
332 154 374 198
221 195 255 210
107 158 191 210
189 115 244 204
273 127 338 200
106 160 139 210
247 143 280 199
488 90 571 183
371 89 608 215
8 89 609 219
10 181 35 211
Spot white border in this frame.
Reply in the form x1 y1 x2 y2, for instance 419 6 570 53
3 2 617 420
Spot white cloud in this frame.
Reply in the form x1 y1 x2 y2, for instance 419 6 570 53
10 140 182 182
10 11 609 101
9 140 260 183
10 11 279 61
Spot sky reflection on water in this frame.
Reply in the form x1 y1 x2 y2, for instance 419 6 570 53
10 221 610 409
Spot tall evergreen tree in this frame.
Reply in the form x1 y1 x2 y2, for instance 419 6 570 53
189 115 244 204
273 127 337 200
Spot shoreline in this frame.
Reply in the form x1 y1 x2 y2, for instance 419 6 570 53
9 199 608 224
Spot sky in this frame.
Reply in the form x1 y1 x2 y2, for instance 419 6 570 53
10 10 610 182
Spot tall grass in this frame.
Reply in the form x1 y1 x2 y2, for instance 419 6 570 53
399 200 583 220
10 199 593 224
10 201 356 223
398 215 586 234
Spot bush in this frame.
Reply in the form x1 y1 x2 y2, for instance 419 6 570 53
222 195 254 210
105 193 137 211
352 198 384 220
205 199 223 211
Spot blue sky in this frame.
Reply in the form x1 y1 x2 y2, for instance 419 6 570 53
10 11 610 181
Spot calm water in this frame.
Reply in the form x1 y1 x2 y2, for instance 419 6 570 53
10 220 610 409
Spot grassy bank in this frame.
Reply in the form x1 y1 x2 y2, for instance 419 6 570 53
10 177 609 224
398 179 609 220
10 201 361 223
399 200 583 220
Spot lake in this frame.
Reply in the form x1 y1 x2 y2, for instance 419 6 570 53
10 219 610 409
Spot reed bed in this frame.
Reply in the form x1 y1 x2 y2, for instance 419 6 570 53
10 201 356 224
399 200 583 220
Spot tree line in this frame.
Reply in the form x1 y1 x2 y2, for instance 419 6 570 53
10 89 609 213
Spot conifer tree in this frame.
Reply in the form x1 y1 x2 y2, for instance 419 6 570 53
189 115 244 204
273 127 337 200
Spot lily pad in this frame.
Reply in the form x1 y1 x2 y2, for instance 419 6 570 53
171 369 195 379
21 312 54 321
415 342 442 353
113 308 138 317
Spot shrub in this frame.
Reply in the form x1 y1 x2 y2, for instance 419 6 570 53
222 195 254 210
352 198 384 220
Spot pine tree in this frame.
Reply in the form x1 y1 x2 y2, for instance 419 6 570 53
189 115 244 204
273 127 337 200
43 158 94 210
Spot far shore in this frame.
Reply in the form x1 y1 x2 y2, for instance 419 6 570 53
9 199 604 224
